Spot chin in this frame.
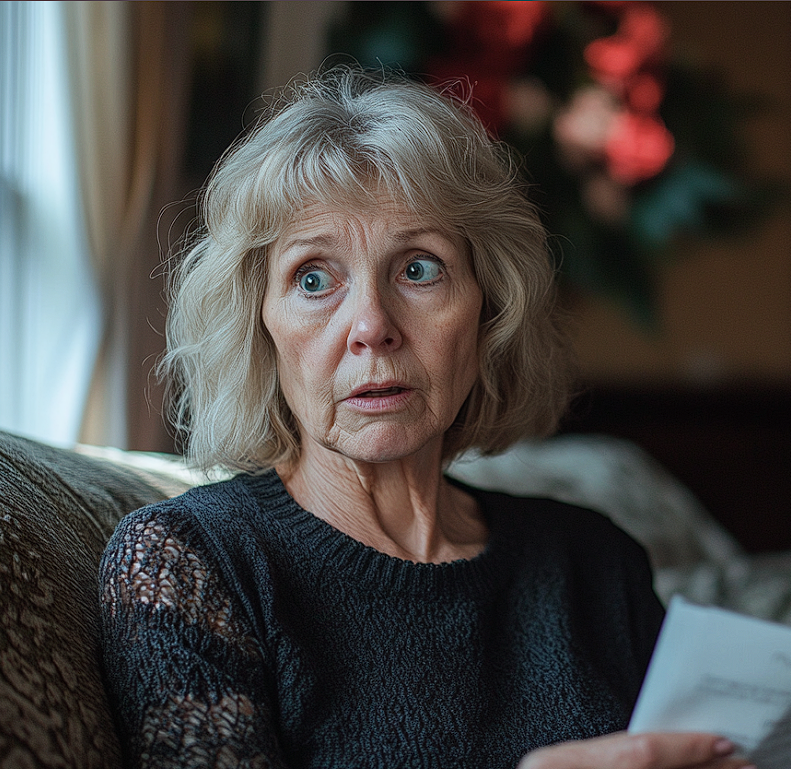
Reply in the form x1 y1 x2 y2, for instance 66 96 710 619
330 426 443 466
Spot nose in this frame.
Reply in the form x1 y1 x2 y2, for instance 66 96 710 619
346 287 402 354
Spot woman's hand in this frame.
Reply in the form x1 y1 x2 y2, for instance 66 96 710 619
517 732 756 769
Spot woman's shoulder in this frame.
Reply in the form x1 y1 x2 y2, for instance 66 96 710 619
101 472 268 586
468 484 664 654
102 469 291 608
111 470 274 537
455 479 651 567
496 490 628 535
99 475 265 657
104 476 233 558
455 478 628 533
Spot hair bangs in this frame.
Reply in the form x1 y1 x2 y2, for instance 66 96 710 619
163 66 574 473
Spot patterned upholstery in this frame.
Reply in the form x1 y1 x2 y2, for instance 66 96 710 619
0 431 186 769
2 428 788 767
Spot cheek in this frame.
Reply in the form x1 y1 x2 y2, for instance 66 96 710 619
273 338 317 407
265 299 314 369
265 311 339 426
423 316 480 410
263 307 306 397
451 331 481 396
446 293 483 384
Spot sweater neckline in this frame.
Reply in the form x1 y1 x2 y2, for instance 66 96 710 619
240 470 521 600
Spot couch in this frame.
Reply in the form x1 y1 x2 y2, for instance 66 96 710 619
0 431 192 768
2 428 790 768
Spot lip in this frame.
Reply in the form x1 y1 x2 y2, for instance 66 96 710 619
344 382 414 411
348 381 409 398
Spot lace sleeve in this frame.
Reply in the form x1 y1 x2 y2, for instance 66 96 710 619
99 506 286 769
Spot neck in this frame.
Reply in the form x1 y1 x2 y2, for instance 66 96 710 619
276 438 486 564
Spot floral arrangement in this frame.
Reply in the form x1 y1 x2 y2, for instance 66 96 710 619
328 1 772 326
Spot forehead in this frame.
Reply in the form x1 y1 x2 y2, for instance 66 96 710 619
274 199 460 253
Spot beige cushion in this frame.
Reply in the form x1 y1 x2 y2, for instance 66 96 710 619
0 431 177 768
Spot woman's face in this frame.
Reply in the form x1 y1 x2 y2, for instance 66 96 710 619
262 199 483 464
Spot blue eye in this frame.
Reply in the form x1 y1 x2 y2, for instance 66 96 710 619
298 269 332 293
404 258 441 283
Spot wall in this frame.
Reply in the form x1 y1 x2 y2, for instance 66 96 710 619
145 2 789 545
258 1 791 387
571 1 791 386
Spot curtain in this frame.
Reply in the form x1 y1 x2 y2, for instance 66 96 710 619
0 1 192 450
64 0 133 448
76 1 192 452
3 2 343 451
0 1 101 446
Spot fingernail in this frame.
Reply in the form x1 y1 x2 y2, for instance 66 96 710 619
713 738 735 756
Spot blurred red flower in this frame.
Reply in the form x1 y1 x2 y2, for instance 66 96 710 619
427 1 549 133
583 2 673 182
486 0 549 48
585 3 669 97
605 112 675 184
553 85 619 168
626 72 664 114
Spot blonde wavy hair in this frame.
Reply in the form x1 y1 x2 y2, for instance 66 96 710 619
162 66 573 473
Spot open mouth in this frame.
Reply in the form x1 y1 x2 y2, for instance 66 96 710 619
357 387 405 398
345 384 412 410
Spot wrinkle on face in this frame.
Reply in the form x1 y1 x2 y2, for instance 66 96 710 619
262 199 482 466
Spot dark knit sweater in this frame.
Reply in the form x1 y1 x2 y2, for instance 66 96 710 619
99 469 664 768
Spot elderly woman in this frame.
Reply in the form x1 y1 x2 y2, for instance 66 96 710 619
100 68 750 769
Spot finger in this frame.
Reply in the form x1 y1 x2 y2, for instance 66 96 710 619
517 731 747 769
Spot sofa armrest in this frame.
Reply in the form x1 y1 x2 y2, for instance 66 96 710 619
0 431 172 768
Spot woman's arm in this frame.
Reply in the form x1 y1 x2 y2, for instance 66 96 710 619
518 731 755 769
99 505 287 768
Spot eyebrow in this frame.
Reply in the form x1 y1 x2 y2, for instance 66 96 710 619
391 228 445 243
280 227 448 253
279 234 339 252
